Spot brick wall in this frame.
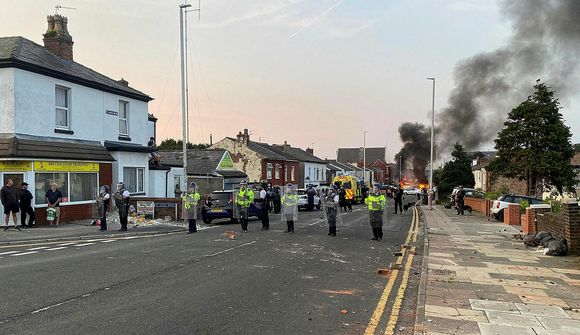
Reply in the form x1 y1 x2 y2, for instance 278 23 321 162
504 203 521 225
536 202 580 255
465 198 488 216
522 208 535 234
35 203 94 225
491 175 527 195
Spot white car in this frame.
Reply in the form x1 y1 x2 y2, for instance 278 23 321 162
491 194 544 221
297 189 321 210
404 188 420 196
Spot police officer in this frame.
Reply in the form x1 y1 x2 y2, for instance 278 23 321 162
281 184 298 233
393 185 404 215
365 184 386 241
259 181 270 231
114 182 130 231
235 180 254 233
324 187 340 237
97 185 110 231
183 182 201 234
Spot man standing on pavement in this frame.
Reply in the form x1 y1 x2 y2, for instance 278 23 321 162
114 182 130 231
259 181 270 231
271 186 281 214
45 183 63 228
281 184 298 233
365 184 386 241
97 185 110 231
456 185 466 216
235 180 254 233
19 182 35 228
1 179 21 231
306 186 316 211
182 182 200 234
323 188 340 237
394 185 404 215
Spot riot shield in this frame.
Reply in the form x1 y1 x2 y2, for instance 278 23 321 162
281 185 298 222
233 187 250 220
182 182 199 220
322 191 342 226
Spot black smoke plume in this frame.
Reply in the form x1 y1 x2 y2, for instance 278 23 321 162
437 0 580 152
395 123 431 182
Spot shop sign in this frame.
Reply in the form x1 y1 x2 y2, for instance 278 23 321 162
34 161 100 172
0 161 32 172
218 152 235 170
137 201 155 219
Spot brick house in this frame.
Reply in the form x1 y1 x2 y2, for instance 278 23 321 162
211 130 299 186
336 147 392 183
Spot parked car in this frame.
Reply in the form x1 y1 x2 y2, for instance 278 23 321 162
491 194 544 221
297 189 321 210
449 187 485 203
404 188 420 196
201 190 261 224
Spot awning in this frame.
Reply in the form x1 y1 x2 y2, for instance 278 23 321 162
0 137 114 161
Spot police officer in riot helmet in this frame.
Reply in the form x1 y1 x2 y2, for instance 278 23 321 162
97 185 111 231
183 182 201 233
114 182 130 231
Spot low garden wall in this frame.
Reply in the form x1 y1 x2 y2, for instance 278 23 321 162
533 201 580 255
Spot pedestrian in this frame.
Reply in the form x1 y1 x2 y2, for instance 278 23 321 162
338 188 347 212
235 180 254 233
323 187 340 237
1 179 21 231
365 184 386 241
456 185 466 215
259 181 270 231
45 182 63 228
97 185 110 231
174 184 183 198
272 186 281 214
114 182 130 231
19 182 35 228
393 185 404 215
281 184 298 233
306 186 316 211
183 182 200 234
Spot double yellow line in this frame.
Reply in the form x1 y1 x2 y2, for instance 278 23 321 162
365 207 419 335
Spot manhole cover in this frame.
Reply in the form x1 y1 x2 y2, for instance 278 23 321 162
430 269 456 275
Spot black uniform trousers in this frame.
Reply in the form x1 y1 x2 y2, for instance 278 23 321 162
261 207 269 230
20 204 35 227
286 220 294 232
189 219 197 233
394 199 403 213
119 214 128 230
456 200 465 215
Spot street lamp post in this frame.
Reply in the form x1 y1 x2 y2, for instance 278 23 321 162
427 77 435 210
363 131 367 186
399 155 402 184
179 3 191 184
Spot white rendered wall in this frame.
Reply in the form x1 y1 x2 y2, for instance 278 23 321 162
0 68 15 134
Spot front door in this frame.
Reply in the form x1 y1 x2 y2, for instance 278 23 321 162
0 173 25 226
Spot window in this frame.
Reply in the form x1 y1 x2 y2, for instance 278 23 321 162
275 164 281 180
174 175 182 190
34 173 69 205
291 166 295 181
119 100 129 135
55 86 70 128
266 163 273 179
316 168 320 181
123 167 144 193
70 173 98 202
285 165 288 182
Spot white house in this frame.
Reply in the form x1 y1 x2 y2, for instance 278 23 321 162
0 14 154 224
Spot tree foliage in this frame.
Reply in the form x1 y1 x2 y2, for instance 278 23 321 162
437 142 475 195
489 81 576 195
157 139 210 151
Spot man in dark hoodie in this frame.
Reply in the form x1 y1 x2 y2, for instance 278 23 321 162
1 179 21 231
19 182 35 228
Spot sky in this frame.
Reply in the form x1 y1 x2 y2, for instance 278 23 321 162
2 0 579 161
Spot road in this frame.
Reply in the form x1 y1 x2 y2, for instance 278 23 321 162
0 202 423 335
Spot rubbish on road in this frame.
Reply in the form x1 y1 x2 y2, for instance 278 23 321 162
340 309 348 314
377 268 391 275
401 244 412 249
393 251 403 256
545 238 568 256
224 230 236 240
389 262 401 270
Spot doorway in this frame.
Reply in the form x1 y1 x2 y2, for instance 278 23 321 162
0 173 25 227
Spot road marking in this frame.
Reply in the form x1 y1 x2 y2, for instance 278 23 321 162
73 243 96 247
100 240 116 243
204 240 257 257
46 247 68 251
26 246 49 251
123 236 141 240
0 251 20 256
364 207 417 335
307 219 325 227
58 242 79 246
10 251 38 256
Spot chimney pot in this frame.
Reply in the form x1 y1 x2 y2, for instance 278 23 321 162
118 78 129 86
306 148 314 155
43 14 74 61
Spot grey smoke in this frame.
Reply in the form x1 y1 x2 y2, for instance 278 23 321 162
395 123 431 182
437 0 580 152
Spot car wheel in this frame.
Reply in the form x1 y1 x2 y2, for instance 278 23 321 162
497 209 505 222
202 217 212 224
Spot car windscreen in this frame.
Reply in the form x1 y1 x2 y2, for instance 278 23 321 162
209 193 231 204
298 190 306 195
342 181 352 189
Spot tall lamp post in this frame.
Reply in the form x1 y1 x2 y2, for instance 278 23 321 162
427 77 435 210
399 155 403 184
363 131 367 186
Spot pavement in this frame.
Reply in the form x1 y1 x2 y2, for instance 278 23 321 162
0 203 424 335
418 206 580 335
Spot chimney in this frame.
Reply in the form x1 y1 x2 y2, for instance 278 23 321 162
118 78 129 86
236 130 249 145
306 148 314 155
43 14 74 61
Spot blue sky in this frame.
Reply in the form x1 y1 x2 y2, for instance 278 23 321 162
2 0 578 159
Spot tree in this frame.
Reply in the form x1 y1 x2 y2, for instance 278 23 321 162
489 81 576 195
437 141 475 195
157 139 210 151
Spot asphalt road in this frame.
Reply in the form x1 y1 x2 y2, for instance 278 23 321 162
0 202 422 335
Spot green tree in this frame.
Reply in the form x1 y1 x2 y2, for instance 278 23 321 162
438 142 475 195
489 81 576 195
157 139 210 151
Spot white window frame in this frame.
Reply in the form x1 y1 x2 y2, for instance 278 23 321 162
291 166 295 182
119 100 129 136
34 171 99 207
55 85 71 129
266 163 273 180
123 167 145 194
275 164 281 180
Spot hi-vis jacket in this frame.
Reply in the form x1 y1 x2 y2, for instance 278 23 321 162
282 194 298 206
365 193 386 211
183 192 200 209
236 189 254 207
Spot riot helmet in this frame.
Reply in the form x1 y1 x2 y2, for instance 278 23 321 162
188 182 198 193
116 182 125 192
